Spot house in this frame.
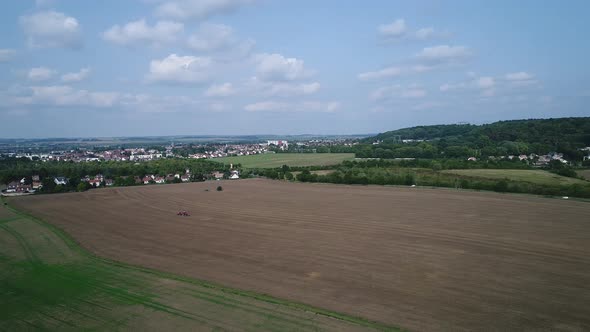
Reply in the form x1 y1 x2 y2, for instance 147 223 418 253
88 179 101 187
211 171 224 180
165 174 176 182
180 174 191 182
105 179 114 186
467 157 477 162
16 184 32 193
229 170 240 180
518 155 528 161
6 181 18 193
154 176 166 184
142 176 152 185
32 181 43 190
32 175 40 182
54 177 68 185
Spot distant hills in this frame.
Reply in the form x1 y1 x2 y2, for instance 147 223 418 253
369 117 590 147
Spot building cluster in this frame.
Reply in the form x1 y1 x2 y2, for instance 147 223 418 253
187 144 268 159
481 152 569 165
1 143 278 163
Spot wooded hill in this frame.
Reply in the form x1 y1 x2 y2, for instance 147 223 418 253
370 117 590 147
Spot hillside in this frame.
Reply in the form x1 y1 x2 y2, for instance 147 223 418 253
371 118 590 145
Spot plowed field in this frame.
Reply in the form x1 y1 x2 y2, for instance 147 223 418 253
11 179 590 331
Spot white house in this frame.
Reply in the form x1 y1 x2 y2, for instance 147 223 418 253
54 177 68 185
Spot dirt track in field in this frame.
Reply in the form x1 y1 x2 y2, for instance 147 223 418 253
11 179 590 331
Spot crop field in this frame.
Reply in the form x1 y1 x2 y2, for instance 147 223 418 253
9 179 590 331
0 199 388 331
216 153 354 168
441 168 588 186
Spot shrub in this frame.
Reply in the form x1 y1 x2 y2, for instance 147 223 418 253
216 186 223 191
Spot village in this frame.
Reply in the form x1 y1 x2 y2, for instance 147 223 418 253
1 140 290 163
3 168 241 195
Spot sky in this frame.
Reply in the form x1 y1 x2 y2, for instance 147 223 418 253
0 0 589 138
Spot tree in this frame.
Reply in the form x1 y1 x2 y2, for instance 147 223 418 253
284 172 294 181
77 182 91 192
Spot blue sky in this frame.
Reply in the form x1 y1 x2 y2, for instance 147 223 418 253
1 0 589 138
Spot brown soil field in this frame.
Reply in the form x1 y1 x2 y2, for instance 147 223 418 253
11 179 590 331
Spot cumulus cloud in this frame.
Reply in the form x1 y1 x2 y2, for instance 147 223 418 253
103 19 184 46
358 66 402 81
378 19 447 41
245 100 339 112
370 85 426 101
155 0 255 20
504 72 537 87
17 85 119 108
476 76 495 89
28 67 56 82
20 11 81 49
204 82 235 97
246 77 320 97
505 72 533 81
379 19 406 38
254 53 311 81
0 49 16 62
186 23 255 57
416 45 471 63
358 65 432 81
147 54 212 83
61 68 91 82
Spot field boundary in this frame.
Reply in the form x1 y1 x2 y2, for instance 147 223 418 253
1 196 402 332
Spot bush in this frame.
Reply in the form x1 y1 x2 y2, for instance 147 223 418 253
216 186 223 191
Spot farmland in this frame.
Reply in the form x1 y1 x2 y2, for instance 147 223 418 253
216 153 354 168
0 199 389 331
441 169 588 186
9 179 590 331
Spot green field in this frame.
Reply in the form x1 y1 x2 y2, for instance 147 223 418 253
216 153 355 168
0 199 394 331
441 169 588 186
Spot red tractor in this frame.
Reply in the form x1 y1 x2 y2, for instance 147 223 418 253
177 210 190 216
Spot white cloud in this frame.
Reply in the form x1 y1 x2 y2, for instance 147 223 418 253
254 53 311 81
187 23 233 51
244 100 339 113
370 85 426 101
358 65 432 81
415 27 435 39
18 85 119 108
358 66 402 81
379 19 406 38
103 19 184 46
204 82 235 97
61 68 91 82
504 72 537 87
20 11 81 49
505 72 533 81
416 45 471 63
476 76 495 89
378 19 447 41
28 67 56 82
186 23 255 57
147 54 212 83
0 49 16 62
120 93 202 113
155 0 254 20
246 77 320 97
